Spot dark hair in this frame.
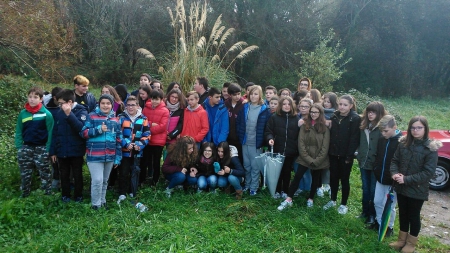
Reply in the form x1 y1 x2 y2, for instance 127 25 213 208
265 85 277 93
405 116 429 147
293 90 308 104
323 92 338 109
217 141 231 168
28 86 44 98
278 88 291 97
245 82 255 90
151 80 163 90
51 87 63 97
138 84 152 108
360 101 388 130
309 89 322 104
166 88 186 109
140 73 152 82
149 89 164 99
196 77 209 90
304 103 327 134
199 142 216 161
222 82 231 88
276 96 297 116
339 94 357 112
166 82 181 93
208 87 221 97
126 95 138 103
227 83 242 95
167 136 198 168
56 89 75 102
114 84 129 102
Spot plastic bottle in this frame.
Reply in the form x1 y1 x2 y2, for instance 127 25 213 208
135 202 148 212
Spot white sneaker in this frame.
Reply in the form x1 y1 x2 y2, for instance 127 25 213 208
322 184 330 192
323 200 336 210
293 189 303 197
165 188 173 198
273 192 281 199
338 205 348 214
281 191 288 199
316 187 324 197
306 199 313 208
117 194 126 204
277 200 293 211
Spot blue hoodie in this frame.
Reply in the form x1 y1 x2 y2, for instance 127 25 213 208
203 97 229 146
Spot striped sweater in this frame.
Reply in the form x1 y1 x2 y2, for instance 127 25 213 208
119 110 151 157
80 106 122 164
15 105 54 151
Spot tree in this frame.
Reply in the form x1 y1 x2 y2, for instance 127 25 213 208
298 26 351 92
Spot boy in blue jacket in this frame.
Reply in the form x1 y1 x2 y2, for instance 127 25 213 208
15 87 54 197
50 89 88 203
203 87 229 146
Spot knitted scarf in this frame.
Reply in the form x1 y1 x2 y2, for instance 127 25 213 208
25 102 42 114
166 101 180 112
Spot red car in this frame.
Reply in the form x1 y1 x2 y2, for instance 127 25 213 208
429 130 450 190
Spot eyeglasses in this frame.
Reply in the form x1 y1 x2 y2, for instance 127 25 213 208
367 111 376 115
281 93 290 96
299 83 309 87
126 104 137 107
411 126 424 131
310 111 320 115
299 106 310 109
170 95 179 100
58 102 67 107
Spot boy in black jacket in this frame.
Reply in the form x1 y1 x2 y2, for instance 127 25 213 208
369 115 402 236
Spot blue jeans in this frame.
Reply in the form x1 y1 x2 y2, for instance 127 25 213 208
360 168 376 217
294 162 311 191
218 175 242 191
197 175 218 190
164 172 186 189
186 175 198 186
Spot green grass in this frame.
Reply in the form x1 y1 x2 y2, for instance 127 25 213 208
1 95 449 252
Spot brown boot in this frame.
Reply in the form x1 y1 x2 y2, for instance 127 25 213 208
235 190 243 200
401 234 418 253
389 230 408 250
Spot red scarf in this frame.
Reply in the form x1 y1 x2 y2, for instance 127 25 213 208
25 102 43 114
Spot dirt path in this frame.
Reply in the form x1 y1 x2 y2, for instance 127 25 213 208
421 188 450 245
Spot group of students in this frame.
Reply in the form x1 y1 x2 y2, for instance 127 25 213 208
15 74 440 252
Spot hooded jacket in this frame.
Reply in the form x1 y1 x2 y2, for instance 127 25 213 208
50 103 88 157
180 105 209 143
328 110 361 160
203 97 229 146
296 124 330 170
75 91 97 113
264 112 299 157
119 109 151 157
143 100 169 146
390 136 442 200
236 103 271 149
373 130 402 185
80 106 122 164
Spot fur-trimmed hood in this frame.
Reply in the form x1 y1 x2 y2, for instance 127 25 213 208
398 135 443 152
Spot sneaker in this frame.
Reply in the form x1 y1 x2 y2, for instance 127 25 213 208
101 203 109 210
129 193 134 198
281 191 288 198
366 221 379 231
293 189 303 197
273 192 281 199
74 196 83 203
165 188 173 198
242 187 249 193
306 199 314 208
250 190 257 196
385 227 394 237
323 200 336 210
62 196 71 203
337 205 348 214
91 205 100 210
316 187 324 197
277 200 293 211
117 195 126 204
322 184 330 192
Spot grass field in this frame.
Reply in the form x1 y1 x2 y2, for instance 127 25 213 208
1 92 449 252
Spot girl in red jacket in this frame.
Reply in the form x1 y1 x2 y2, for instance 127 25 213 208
142 89 169 186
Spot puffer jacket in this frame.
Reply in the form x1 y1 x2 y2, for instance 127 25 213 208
166 107 184 144
236 103 271 149
390 136 442 200
180 105 209 143
264 112 299 157
50 103 88 157
296 124 330 170
328 110 361 161
80 106 122 165
373 130 402 185
224 97 244 145
143 100 169 146
119 109 151 158
356 126 381 170
203 98 230 146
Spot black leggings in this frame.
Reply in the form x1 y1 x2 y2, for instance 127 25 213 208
329 155 353 205
397 193 424 237
276 156 295 194
288 163 322 200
